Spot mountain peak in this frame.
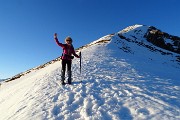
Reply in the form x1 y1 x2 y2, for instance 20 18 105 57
117 24 180 55
118 24 146 34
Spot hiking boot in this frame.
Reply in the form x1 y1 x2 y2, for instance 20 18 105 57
61 81 65 85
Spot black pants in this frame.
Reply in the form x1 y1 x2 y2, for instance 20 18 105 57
62 59 72 72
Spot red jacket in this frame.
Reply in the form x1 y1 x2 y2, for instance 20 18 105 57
55 38 79 60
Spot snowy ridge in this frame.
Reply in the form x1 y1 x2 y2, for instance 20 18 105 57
119 24 180 55
77 34 113 51
0 25 180 120
118 24 148 42
114 25 180 69
118 24 145 34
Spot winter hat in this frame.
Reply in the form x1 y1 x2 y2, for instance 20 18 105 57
65 36 73 42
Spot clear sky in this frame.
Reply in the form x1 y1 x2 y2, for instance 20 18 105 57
0 0 180 79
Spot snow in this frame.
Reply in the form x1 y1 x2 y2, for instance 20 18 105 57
165 38 174 45
0 25 180 120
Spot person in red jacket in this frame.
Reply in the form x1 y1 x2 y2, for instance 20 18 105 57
54 33 80 85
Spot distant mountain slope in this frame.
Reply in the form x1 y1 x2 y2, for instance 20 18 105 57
113 25 180 66
0 24 179 120
119 24 180 54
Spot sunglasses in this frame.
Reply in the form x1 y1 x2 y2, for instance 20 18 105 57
66 40 72 42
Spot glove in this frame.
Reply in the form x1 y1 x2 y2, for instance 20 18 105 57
54 33 57 38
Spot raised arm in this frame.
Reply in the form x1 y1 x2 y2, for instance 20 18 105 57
54 33 64 47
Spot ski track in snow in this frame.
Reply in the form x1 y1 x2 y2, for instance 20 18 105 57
0 42 180 120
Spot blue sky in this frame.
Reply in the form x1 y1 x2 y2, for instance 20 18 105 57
0 0 180 79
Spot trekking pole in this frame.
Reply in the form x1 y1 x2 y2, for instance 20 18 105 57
79 51 82 74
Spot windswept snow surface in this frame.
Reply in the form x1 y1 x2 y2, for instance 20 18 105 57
0 33 180 120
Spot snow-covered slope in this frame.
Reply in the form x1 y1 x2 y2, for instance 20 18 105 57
0 25 180 120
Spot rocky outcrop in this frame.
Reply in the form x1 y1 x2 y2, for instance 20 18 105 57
144 26 180 54
116 25 180 63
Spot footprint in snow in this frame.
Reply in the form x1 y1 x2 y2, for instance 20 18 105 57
119 106 133 120
137 108 150 115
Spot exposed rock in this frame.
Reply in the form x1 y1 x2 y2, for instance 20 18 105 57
144 26 180 54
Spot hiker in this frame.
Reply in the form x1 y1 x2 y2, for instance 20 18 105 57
54 33 80 85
